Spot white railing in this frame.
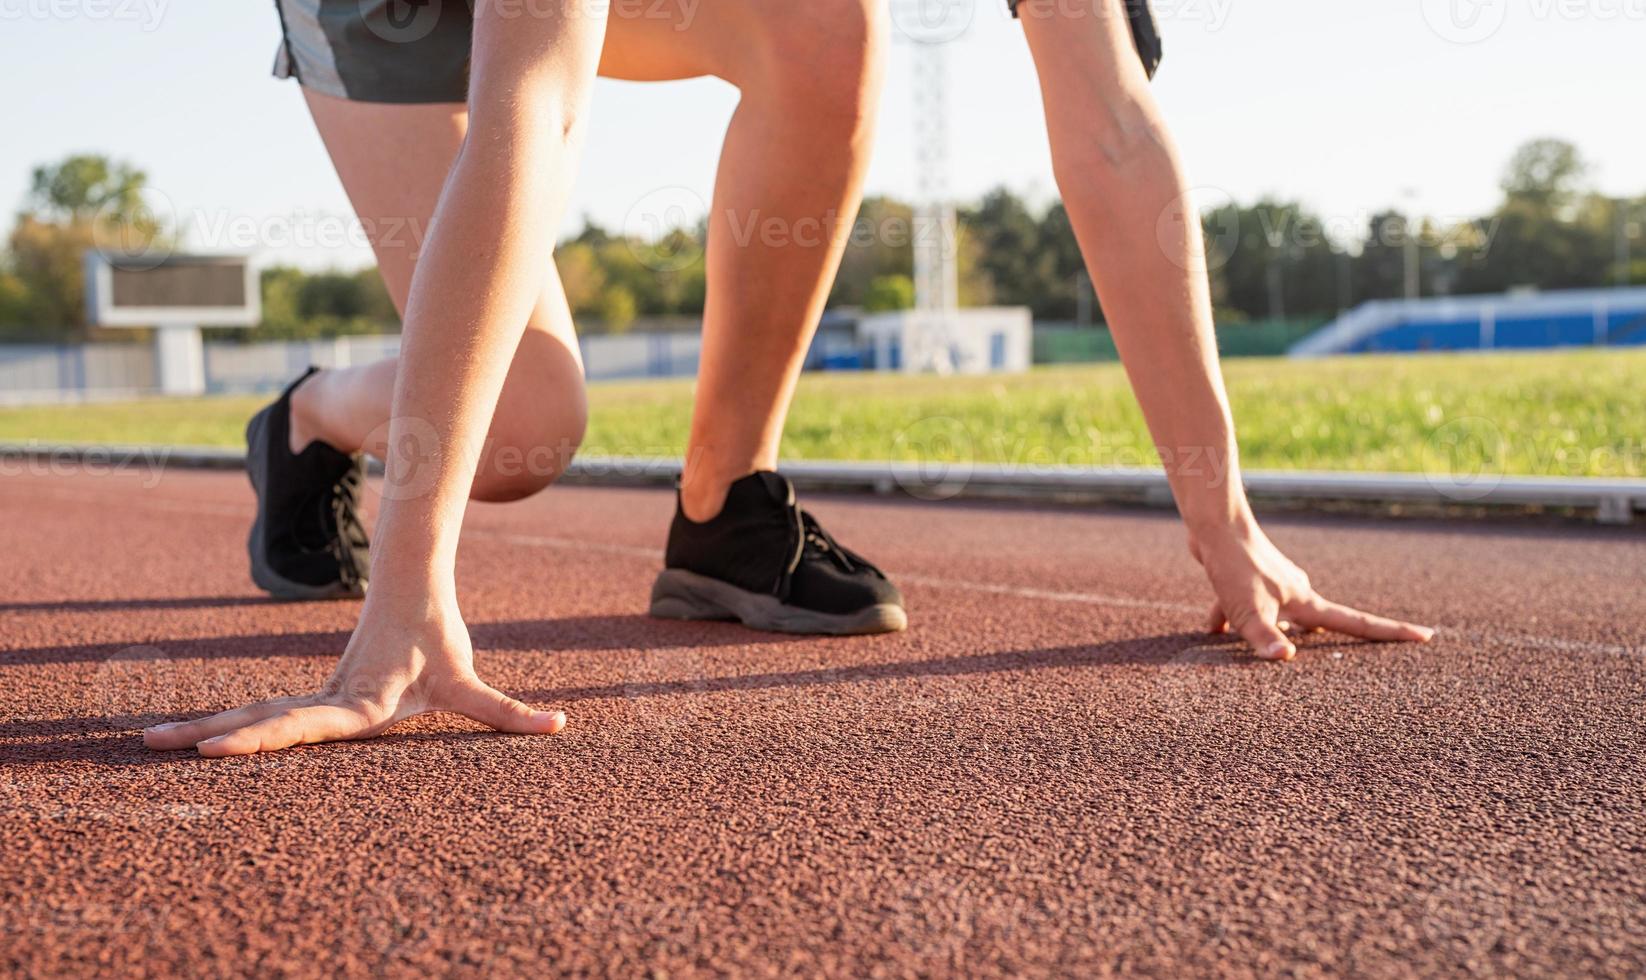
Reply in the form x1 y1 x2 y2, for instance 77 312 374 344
0 332 707 404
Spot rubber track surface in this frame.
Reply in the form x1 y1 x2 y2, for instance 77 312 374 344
2 468 1644 977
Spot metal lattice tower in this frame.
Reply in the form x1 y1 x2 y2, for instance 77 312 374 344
910 40 959 316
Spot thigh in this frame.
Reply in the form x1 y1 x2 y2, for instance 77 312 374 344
598 0 874 86
276 0 767 97
599 0 750 82
301 89 581 368
301 89 465 310
302 87 586 493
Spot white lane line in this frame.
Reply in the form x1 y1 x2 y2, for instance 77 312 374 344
5 486 248 519
472 531 1200 612
474 530 662 560
1451 630 1640 658
896 575 1203 614
17 489 1641 658
474 531 1643 658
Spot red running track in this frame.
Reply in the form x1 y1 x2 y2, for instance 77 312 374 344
2 467 1644 977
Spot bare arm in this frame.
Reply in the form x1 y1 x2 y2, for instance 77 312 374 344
1019 1 1434 659
377 10 608 581
148 4 609 756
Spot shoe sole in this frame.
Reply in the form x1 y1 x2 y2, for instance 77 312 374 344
245 408 365 602
649 568 907 636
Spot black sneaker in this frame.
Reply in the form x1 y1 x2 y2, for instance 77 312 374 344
650 471 907 635
245 368 370 600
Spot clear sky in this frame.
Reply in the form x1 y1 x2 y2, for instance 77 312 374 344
2 0 1641 270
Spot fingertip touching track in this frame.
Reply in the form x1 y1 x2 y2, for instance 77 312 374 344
2 468 1643 977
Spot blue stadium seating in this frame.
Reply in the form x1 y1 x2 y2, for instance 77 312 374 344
1293 288 1646 357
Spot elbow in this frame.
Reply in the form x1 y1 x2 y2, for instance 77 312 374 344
1047 91 1172 206
468 101 587 158
466 70 592 156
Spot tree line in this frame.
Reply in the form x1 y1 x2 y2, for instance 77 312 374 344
2 139 1640 343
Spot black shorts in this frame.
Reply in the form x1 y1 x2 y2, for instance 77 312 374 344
1008 0 1161 80
273 0 1161 105
272 0 475 104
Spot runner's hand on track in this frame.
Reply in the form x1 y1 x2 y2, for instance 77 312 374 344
143 600 565 757
1190 522 1435 661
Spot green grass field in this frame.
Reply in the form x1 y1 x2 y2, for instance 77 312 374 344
2 349 1642 478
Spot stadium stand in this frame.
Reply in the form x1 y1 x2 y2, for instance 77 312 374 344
1291 287 1646 357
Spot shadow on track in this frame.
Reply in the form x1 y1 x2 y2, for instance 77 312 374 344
522 632 1235 705
2 632 1249 760
0 614 802 668
0 596 275 614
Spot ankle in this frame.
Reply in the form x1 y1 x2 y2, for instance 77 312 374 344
678 475 733 524
287 371 325 456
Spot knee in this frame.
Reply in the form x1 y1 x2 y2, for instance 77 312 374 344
740 0 886 139
471 341 588 504
472 398 587 504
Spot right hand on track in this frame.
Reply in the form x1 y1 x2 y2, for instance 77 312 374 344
144 595 565 757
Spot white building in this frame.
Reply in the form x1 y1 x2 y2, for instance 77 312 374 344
855 308 1033 375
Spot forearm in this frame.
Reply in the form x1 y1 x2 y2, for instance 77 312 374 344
372 18 605 592
1024 12 1251 536
1060 122 1250 535
372 142 562 586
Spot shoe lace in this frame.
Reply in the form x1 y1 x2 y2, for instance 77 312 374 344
799 510 856 572
319 463 368 590
798 509 885 578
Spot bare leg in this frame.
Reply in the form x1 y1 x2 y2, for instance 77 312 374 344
287 93 587 503
289 0 883 513
600 0 886 520
148 0 891 755
147 1 611 757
